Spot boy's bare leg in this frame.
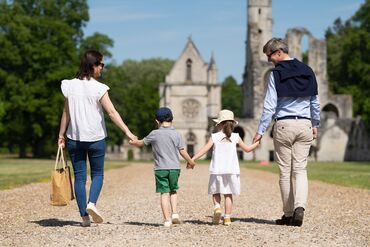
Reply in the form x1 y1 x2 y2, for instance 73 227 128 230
170 191 177 214
160 193 171 221
224 194 233 215
170 191 181 224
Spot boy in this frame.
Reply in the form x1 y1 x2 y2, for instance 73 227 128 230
129 107 195 227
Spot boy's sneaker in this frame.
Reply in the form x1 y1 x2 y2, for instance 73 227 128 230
171 213 181 224
86 202 103 223
212 207 222 224
164 220 172 227
223 217 231 226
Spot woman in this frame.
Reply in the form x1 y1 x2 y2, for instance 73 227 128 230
57 50 136 227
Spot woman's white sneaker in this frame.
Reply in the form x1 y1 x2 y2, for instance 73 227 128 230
86 202 103 223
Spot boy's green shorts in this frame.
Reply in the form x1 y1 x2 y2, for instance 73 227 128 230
154 169 181 193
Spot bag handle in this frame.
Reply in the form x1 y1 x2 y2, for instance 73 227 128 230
54 145 67 170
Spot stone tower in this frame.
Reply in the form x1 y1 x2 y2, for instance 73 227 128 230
159 37 221 157
242 0 273 118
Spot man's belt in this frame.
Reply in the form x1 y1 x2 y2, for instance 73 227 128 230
275 116 311 121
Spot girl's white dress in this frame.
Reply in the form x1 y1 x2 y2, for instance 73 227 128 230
208 132 240 195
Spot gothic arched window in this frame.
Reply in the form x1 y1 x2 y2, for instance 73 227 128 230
186 59 192 81
186 130 197 157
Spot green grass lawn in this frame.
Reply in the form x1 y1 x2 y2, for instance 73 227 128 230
240 161 370 190
0 158 131 190
0 158 369 190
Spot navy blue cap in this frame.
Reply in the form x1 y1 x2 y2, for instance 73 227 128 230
155 107 173 122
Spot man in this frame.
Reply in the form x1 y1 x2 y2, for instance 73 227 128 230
253 38 320 227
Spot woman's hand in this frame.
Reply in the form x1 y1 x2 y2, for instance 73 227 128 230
127 133 138 141
58 136 65 148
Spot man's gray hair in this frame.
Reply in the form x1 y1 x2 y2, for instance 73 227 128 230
263 38 289 54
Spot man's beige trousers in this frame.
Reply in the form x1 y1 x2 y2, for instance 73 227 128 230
273 119 313 216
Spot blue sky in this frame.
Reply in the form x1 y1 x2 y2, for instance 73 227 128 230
85 0 364 83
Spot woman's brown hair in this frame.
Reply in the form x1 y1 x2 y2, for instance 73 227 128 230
75 50 103 80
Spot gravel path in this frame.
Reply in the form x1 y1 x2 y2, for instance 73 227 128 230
0 163 369 247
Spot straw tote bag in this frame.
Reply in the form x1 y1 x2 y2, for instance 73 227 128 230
50 146 75 206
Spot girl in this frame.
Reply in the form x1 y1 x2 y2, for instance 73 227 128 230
191 109 259 225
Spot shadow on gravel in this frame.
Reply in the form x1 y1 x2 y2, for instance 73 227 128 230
236 217 276 225
183 220 213 226
124 221 162 227
30 218 80 227
184 217 275 226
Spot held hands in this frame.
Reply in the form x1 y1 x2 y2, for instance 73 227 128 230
252 133 262 144
128 134 144 147
128 139 138 145
127 132 138 142
186 159 196 169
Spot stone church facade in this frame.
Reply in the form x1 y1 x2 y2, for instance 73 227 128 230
159 38 221 157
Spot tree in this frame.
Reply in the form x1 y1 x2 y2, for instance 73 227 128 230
0 100 4 134
221 76 242 117
80 32 114 59
102 58 174 145
0 0 112 157
326 0 370 124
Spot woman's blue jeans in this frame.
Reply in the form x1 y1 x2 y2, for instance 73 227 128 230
67 138 106 217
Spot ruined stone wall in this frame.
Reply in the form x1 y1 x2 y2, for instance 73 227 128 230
242 1 355 161
344 118 370 160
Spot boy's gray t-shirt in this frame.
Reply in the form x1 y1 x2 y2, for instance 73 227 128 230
143 126 185 170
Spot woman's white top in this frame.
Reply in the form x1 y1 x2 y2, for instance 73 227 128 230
209 132 240 175
61 78 109 142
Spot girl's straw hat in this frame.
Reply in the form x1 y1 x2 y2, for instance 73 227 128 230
212 109 238 125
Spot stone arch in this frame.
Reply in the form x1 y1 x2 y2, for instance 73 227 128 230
300 35 309 64
322 103 339 119
235 125 255 160
234 126 245 140
285 27 313 63
234 126 245 159
185 129 197 157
